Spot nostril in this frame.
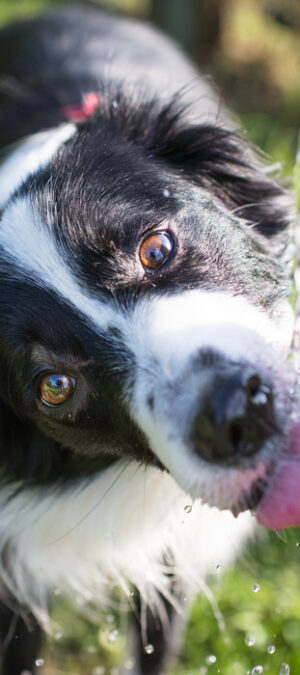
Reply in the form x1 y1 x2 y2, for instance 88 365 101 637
229 421 243 453
246 373 261 399
190 366 275 464
227 416 263 458
245 372 271 407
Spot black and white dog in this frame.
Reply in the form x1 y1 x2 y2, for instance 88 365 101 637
0 3 300 674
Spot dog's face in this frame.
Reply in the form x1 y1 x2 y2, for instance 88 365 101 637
0 103 295 519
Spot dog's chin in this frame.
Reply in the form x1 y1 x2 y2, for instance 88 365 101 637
192 463 269 514
186 419 300 529
149 403 300 527
230 477 269 517
154 422 300 521
154 439 270 515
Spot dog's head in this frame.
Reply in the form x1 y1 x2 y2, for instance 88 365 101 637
0 95 297 526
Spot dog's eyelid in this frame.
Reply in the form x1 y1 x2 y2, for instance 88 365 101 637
30 344 92 371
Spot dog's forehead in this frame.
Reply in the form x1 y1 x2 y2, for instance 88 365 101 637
42 130 180 232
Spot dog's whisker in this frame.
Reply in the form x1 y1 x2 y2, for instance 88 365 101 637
46 460 131 546
274 529 289 543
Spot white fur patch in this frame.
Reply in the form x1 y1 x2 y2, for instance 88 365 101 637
132 290 287 369
128 290 291 505
0 124 76 209
0 198 116 331
0 462 253 627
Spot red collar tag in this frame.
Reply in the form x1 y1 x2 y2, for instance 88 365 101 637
59 92 100 122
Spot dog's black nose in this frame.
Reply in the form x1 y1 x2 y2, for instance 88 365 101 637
191 368 275 463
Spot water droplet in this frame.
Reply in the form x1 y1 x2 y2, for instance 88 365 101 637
108 629 119 643
87 645 97 653
112 100 119 109
163 188 170 198
206 654 217 665
296 541 299 547
252 667 263 675
267 644 276 654
279 665 290 675
216 564 222 572
144 643 154 655
252 583 261 593
35 659 44 668
245 635 256 646
54 631 63 640
67 412 73 420
184 504 192 513
124 657 136 670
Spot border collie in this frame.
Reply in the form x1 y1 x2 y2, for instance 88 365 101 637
0 4 300 674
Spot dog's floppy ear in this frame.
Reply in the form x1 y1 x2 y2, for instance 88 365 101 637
151 123 291 238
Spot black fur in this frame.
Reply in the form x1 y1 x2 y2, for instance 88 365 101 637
0 4 293 674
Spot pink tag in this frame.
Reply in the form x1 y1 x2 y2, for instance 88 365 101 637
60 92 100 122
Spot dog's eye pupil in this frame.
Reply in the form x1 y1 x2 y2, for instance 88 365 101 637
140 232 173 270
39 374 75 407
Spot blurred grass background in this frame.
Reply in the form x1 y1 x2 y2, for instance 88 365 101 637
0 0 300 673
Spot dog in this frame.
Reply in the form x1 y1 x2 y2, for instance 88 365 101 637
0 3 299 674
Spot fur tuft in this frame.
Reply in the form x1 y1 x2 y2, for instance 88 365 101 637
0 463 253 629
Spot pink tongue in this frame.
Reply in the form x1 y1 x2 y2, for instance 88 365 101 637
256 422 300 530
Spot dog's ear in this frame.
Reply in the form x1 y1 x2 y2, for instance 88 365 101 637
151 123 292 238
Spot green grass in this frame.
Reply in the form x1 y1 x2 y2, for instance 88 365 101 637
0 0 53 24
174 529 300 674
39 527 300 674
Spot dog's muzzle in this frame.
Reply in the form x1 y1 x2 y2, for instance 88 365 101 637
190 365 275 464
130 290 294 512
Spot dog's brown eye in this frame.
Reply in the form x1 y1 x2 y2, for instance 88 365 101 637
39 374 75 407
140 232 173 271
